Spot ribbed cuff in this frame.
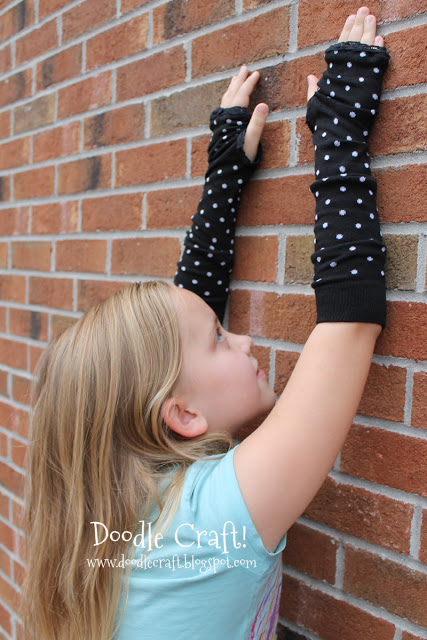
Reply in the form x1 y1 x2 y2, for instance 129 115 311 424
314 281 387 329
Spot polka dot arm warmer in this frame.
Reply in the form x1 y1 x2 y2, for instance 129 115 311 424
173 106 262 323
306 41 390 329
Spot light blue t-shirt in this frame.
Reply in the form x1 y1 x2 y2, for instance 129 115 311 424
115 443 287 639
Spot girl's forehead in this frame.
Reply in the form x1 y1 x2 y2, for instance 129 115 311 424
170 286 212 334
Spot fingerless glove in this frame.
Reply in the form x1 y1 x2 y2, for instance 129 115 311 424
306 41 390 329
174 106 262 323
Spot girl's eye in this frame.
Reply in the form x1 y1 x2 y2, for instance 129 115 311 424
216 327 226 343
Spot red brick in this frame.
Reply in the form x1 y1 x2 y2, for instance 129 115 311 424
296 116 314 165
82 194 143 232
239 174 314 227
0 205 13 235
117 46 186 101
77 280 132 311
12 374 31 405
62 0 116 42
297 0 426 48
0 337 27 370
0 572 20 610
146 187 202 229
233 236 278 282
0 402 29 439
86 15 148 69
0 599 12 636
14 166 55 200
282 522 337 584
420 510 427 565
0 175 11 201
15 18 57 64
0 137 30 170
274 350 302 395
55 239 107 273
281 573 395 640
374 164 427 224
344 545 427 628
9 308 48 341
29 345 45 373
0 431 8 456
122 0 152 12
0 44 11 74
411 372 427 430
32 202 79 234
29 276 74 310
0 68 32 108
192 8 289 77
370 95 427 157
260 120 290 169
36 45 82 90
376 301 427 360
14 93 56 135
51 314 78 339
191 134 210 177
39 0 70 19
116 140 186 187
0 522 14 556
10 437 27 468
0 242 7 268
33 122 81 163
0 2 28 41
0 275 26 303
12 241 52 271
228 289 316 343
402 633 427 640
84 104 145 149
341 425 427 498
383 25 427 91
0 307 6 332
58 155 111 194
0 545 11 577
111 238 181 277
0 110 11 138
358 362 406 422
0 493 9 519
58 72 112 119
252 54 326 112
153 0 234 44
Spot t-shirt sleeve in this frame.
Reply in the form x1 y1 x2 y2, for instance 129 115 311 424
187 444 287 567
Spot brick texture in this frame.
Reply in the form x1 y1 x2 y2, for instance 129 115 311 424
0 2 426 639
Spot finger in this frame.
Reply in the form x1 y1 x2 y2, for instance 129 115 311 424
338 14 356 42
348 6 370 42
360 13 376 45
374 35 384 46
243 103 268 162
307 74 319 102
234 70 260 107
227 65 249 101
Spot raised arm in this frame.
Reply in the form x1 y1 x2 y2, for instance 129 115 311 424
173 67 268 324
233 7 390 553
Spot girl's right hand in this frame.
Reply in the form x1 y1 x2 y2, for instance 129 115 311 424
306 6 385 102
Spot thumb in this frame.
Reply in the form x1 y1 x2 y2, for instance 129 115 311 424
307 74 319 102
243 103 269 162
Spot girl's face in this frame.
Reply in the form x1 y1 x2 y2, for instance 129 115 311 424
166 286 277 437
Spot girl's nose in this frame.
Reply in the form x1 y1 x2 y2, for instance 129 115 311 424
232 332 253 354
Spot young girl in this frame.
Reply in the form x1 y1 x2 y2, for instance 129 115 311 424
21 7 389 639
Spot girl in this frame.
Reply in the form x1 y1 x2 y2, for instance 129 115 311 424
21 7 389 640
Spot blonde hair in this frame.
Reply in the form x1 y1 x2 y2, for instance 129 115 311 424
20 281 235 640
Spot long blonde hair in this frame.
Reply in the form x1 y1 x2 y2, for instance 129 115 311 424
20 280 235 640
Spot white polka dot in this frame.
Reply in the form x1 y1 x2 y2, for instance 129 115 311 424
316 170 320 175
324 154 330 160
330 262 337 267
340 186 346 192
374 67 380 73
355 102 361 108
347 135 352 141
325 198 331 205
360 51 366 57
207 189 212 195
322 131 327 137
334 50 338 55
226 229 230 234
220 217 225 222
237 179 243 184
347 62 352 68
339 209 346 216
357 198 363 204
208 253 213 258
233 165 238 170
352 151 358 157
220 261 225 266
349 111 356 118
365 162 370 169
226 119 232 123
200 209 204 214
369 190 373 195
217 280 222 285
205 222 210 227
360 176 366 182
212 203 218 208
192 279 198 284
330 91 335 97
370 213 375 219
207 272 212 277
316 256 321 262
334 140 340 147
367 256 373 261
213 120 217 125
351 269 358 275
212 238 217 243
329 62 333 68
222 183 227 189
186 249 191 254
349 246 356 251
359 77 364 82
336 233 343 239
382 246 386 252
217 169 222 174
181 265 186 271
327 78 331 84
363 130 369 137
315 191 319 197
372 93 378 100
355 223 362 229
237 121 243 126
222 135 227 140
339 166 346 173
345 85 350 91
178 283 183 288
334 118 339 125
322 222 328 228
381 271 385 276
371 109 376 115
194 260 200 266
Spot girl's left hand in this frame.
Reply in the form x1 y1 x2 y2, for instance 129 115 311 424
220 65 269 162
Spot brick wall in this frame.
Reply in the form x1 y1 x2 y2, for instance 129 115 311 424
0 0 426 638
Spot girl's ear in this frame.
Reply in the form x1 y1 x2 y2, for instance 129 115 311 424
161 397 208 438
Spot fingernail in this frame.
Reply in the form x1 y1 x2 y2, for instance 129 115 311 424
366 14 375 22
257 104 268 115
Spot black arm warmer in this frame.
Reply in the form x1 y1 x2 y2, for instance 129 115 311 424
173 106 262 324
306 41 390 329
